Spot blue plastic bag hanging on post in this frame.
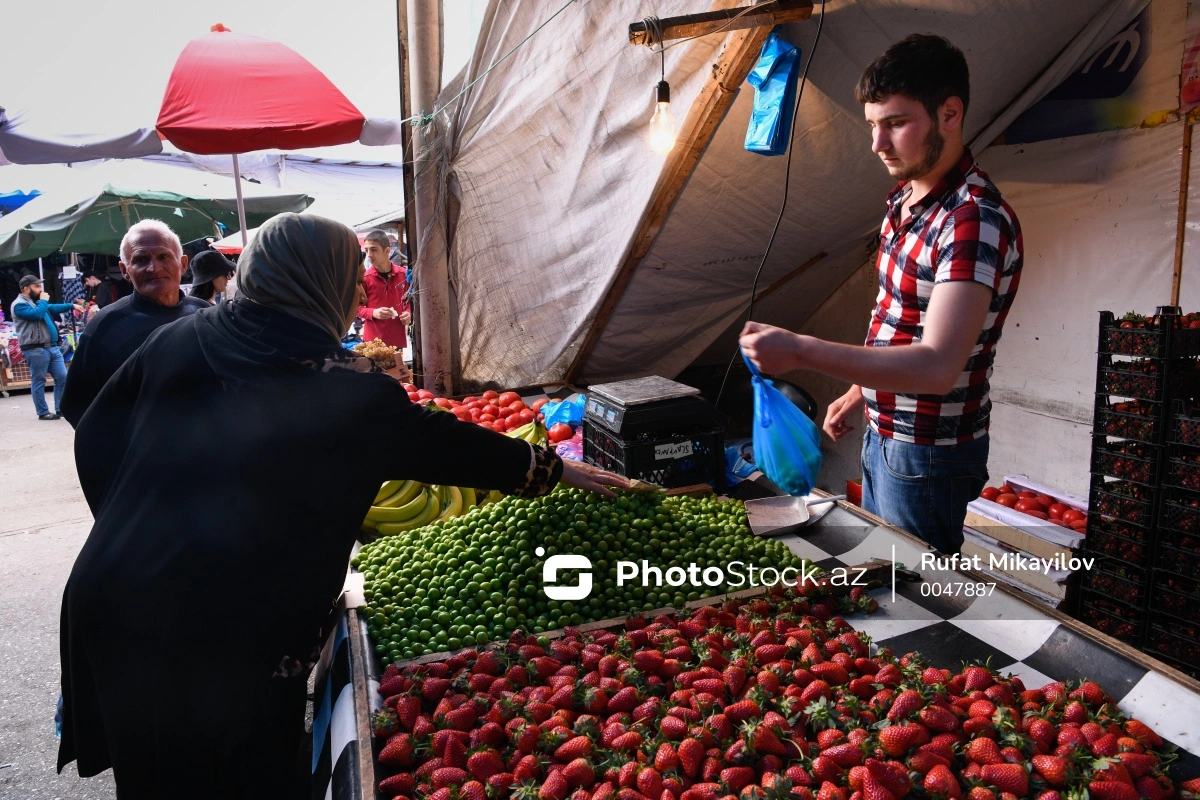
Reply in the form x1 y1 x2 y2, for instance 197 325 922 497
742 351 822 494
744 31 801 156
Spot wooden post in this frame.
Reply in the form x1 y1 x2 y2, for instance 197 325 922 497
628 0 813 46
565 1 811 383
408 0 455 395
1172 118 1193 307
396 0 421 381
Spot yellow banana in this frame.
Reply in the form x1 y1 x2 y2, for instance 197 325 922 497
366 487 429 523
376 480 422 508
374 480 404 504
436 486 464 522
377 494 441 534
485 489 505 505
459 487 476 509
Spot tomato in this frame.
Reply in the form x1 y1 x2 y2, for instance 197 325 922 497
434 398 453 409
1062 509 1084 524
1034 494 1054 509
995 493 1019 508
463 396 479 405
1023 510 1049 520
402 383 417 393
549 423 574 443
1015 500 1042 514
1047 503 1069 520
531 398 550 413
517 409 536 425
980 487 1000 501
491 421 507 432
1000 484 1015 494
417 389 435 401
479 413 496 423
497 406 514 419
1017 491 1038 500
508 400 527 413
482 390 499 401
1069 519 1088 531
498 391 521 407
407 392 420 403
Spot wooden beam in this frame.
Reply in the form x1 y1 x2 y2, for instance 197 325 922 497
753 251 826 304
566 19 778 382
629 0 813 46
1172 118 1193 307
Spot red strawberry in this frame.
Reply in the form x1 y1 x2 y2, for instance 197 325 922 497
432 767 470 790
887 690 923 722
1030 756 1067 788
556 737 593 762
923 764 962 799
564 759 596 789
1087 783 1138 800
372 707 400 739
721 767 758 793
542 771 571 800
724 666 748 695
1027 718 1056 754
662 716 689 741
817 782 848 800
755 645 789 665
963 667 993 692
424 677 453 702
865 758 910 798
443 735 469 769
1115 752 1157 779
468 749 505 782
608 687 640 713
682 784 722 800
1091 734 1120 758
639 768 664 798
980 765 1027 797
724 700 761 723
1071 681 1106 705
966 738 1003 766
679 738 705 779
966 789 995 800
907 750 951 776
655 743 679 772
462 780 489 800
634 650 666 673
811 757 844 785
702 756 723 783
809 663 850 686
877 725 924 757
379 773 416 798
1135 776 1171 800
620 762 641 789
1123 719 1163 747
1062 702 1088 725
705 713 735 742
821 745 864 769
379 733 416 767
967 700 996 719
515 755 544 782
742 720 789 757
918 705 959 733
612 732 644 751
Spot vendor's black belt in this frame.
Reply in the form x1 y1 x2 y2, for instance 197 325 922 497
20 343 47 350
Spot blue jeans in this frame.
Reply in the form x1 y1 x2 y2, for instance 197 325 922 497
861 430 989 554
25 346 67 417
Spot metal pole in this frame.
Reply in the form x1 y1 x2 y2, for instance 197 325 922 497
397 0 422 382
407 0 453 395
232 153 250 248
38 258 44 282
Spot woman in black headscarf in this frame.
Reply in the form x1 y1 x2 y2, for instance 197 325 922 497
58 214 627 798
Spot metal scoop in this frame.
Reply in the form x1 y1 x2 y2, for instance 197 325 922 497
744 494 847 537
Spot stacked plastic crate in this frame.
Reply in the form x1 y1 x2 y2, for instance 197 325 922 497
1083 308 1200 665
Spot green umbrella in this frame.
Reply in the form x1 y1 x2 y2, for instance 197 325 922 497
0 160 312 261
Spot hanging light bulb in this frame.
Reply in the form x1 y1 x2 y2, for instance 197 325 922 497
649 80 676 153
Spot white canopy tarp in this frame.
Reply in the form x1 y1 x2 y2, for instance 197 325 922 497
434 0 1148 387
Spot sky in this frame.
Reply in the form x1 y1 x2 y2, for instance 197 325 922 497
2 0 488 160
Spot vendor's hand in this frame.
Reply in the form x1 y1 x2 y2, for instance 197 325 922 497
823 386 865 441
739 321 808 375
373 307 397 320
399 311 411 325
560 459 631 498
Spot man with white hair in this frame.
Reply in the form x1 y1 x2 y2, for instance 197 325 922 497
61 219 210 427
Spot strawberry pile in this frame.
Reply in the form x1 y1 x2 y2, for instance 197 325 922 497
368 586 1192 800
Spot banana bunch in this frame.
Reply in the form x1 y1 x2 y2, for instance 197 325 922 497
364 481 493 536
507 420 549 447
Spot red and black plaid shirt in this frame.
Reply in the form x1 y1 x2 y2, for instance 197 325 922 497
862 150 1023 446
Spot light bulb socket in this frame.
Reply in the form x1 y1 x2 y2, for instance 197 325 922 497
655 80 670 105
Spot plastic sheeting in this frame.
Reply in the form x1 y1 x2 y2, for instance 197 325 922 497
437 0 1148 386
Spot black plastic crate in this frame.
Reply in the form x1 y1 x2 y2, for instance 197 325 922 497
1101 308 1200 359
1090 478 1157 526
1081 558 1151 606
1092 439 1161 484
1095 397 1164 444
1151 571 1200 624
1077 589 1147 645
1144 615 1200 671
1168 446 1200 493
582 420 723 490
1155 536 1200 579
1173 400 1200 447
1161 499 1200 534
1099 361 1200 403
1085 515 1154 565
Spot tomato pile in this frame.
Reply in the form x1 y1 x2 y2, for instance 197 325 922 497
402 385 578 442
369 589 1197 800
978 485 1086 532
354 489 809 662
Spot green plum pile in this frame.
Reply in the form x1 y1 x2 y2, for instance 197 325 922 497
354 488 812 663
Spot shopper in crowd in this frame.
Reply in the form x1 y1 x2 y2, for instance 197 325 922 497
60 219 210 427
58 212 628 798
188 249 237 305
739 34 1022 554
84 268 128 309
9 275 82 420
357 228 410 348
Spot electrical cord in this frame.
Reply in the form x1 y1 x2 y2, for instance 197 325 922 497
714 0 827 411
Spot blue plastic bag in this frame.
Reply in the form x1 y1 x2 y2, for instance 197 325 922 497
542 393 586 428
744 31 801 156
743 351 822 494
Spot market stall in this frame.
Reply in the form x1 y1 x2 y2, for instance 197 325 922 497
314 487 1200 800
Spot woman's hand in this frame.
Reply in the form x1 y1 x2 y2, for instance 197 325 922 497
560 459 631 498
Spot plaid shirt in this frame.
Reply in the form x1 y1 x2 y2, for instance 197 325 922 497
862 150 1022 446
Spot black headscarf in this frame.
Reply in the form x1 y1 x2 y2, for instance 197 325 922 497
237 213 361 342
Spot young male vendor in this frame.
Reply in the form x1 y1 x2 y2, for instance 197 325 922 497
740 34 1023 554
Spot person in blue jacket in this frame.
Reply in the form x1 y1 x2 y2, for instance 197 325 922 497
9 275 82 420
